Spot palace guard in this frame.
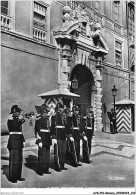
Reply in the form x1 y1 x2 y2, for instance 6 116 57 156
65 107 78 167
82 107 94 163
90 106 95 136
72 105 82 166
111 108 117 134
35 104 52 175
7 105 25 183
50 102 67 171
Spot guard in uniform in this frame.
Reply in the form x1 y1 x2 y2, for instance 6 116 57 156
111 108 117 134
107 110 113 134
90 106 95 136
51 102 67 171
82 107 94 163
35 104 52 175
65 107 78 167
72 105 82 166
7 105 25 183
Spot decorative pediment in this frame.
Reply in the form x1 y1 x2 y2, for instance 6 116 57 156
54 21 80 40
54 4 109 56
54 24 109 55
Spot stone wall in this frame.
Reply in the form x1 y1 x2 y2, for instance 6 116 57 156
1 31 58 138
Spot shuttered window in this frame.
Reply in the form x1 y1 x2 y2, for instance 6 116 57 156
95 1 99 10
113 1 120 22
1 1 8 15
115 40 122 66
128 4 135 36
33 1 47 42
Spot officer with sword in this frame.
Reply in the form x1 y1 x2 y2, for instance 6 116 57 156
50 102 68 171
65 107 78 167
35 104 52 175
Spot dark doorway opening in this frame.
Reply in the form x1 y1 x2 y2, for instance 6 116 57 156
70 64 94 117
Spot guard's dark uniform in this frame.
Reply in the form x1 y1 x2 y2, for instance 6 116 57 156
72 105 81 165
91 109 95 136
50 102 67 171
7 105 25 183
65 108 78 167
35 105 52 175
82 107 94 163
111 109 117 134
108 109 117 134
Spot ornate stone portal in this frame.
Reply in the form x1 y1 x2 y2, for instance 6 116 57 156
54 3 109 132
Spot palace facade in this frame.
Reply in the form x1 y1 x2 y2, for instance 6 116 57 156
1 1 135 138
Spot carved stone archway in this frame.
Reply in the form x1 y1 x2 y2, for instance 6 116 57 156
53 4 109 132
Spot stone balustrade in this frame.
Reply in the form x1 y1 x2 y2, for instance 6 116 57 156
33 2 46 16
33 27 46 42
1 14 11 30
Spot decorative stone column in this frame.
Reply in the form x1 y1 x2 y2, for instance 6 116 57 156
61 57 71 90
96 58 103 131
57 48 62 88
91 84 97 132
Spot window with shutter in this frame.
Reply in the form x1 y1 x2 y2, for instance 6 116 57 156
33 1 47 42
1 1 8 15
95 1 99 10
1 1 11 30
128 5 135 36
67 1 78 10
115 40 122 66
113 1 120 23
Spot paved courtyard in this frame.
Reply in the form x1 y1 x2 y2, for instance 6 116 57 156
1 132 135 188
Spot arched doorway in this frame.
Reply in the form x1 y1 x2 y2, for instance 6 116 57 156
70 64 95 117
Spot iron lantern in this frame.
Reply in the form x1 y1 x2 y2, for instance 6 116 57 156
71 76 78 89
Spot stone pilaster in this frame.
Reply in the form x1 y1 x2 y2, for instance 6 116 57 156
57 48 62 88
89 53 97 132
96 59 103 131
61 57 71 90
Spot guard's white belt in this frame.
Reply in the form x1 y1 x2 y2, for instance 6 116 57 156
40 129 50 132
10 132 22 135
87 127 92 130
73 127 79 130
56 126 65 128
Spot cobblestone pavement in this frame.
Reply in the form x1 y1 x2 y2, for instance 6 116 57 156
92 138 135 160
1 134 135 188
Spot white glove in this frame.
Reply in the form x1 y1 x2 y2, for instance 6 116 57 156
8 114 13 120
83 136 88 141
70 137 74 142
52 139 57 145
38 142 43 149
18 115 24 120
37 134 41 139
